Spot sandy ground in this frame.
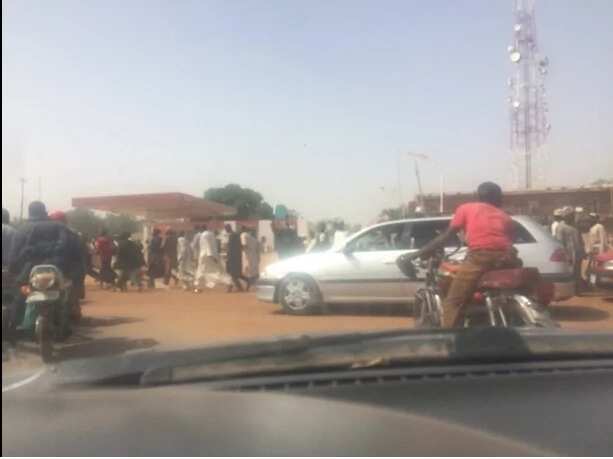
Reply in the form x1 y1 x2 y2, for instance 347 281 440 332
3 280 613 376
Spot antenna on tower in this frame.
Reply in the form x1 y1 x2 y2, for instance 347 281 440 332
507 0 550 189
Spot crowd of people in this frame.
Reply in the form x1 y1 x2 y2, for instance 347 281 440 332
549 207 609 292
86 223 266 294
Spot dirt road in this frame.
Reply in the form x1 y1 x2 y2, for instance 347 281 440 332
3 283 613 373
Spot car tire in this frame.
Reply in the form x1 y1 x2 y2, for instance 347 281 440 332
279 275 322 315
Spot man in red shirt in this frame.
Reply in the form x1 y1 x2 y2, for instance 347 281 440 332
398 182 519 328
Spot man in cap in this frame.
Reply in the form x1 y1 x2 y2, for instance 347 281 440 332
397 182 519 328
588 213 608 255
551 209 563 237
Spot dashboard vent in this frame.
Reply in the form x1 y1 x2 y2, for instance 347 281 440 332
222 362 613 392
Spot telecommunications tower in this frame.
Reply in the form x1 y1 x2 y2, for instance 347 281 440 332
507 0 550 189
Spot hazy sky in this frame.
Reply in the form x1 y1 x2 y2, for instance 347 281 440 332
2 0 613 224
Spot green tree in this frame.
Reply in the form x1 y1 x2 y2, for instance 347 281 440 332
66 208 103 239
590 178 613 186
104 213 142 237
204 184 275 219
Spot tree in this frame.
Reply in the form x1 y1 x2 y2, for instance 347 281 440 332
204 184 275 219
66 208 141 239
66 208 103 239
105 213 142 237
379 207 405 221
590 178 613 186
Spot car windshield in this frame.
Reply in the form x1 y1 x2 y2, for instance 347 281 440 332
2 0 613 388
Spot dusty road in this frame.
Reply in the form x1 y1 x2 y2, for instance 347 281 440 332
3 283 613 374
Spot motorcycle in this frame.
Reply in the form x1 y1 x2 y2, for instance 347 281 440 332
2 264 74 362
402 249 557 329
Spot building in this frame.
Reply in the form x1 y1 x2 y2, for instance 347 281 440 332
416 186 613 221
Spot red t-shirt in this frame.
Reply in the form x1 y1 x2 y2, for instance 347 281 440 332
450 202 514 251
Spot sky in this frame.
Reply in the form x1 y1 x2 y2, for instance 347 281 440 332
2 0 613 224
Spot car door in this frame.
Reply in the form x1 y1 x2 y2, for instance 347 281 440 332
317 222 416 303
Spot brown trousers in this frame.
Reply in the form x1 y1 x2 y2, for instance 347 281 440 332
442 249 520 328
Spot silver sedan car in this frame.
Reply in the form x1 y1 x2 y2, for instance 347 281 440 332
257 216 575 314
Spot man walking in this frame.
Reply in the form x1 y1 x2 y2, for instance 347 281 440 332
162 229 178 286
194 224 220 291
115 232 145 292
177 230 194 290
241 227 260 291
225 224 245 292
555 207 585 294
95 229 116 289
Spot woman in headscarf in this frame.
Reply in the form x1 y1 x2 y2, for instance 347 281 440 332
176 230 194 290
241 227 260 291
225 224 244 292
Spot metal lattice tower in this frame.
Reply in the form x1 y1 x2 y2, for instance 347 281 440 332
508 0 550 189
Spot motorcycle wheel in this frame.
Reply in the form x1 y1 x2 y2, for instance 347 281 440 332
414 290 442 328
35 312 54 363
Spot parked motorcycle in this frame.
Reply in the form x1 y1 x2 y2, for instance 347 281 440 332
2 264 74 362
402 249 557 329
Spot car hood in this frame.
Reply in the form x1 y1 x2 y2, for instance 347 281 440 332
264 252 334 277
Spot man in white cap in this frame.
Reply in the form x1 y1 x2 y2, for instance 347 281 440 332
588 213 608 255
551 208 563 237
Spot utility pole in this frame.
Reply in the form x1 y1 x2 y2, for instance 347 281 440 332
405 152 429 210
19 177 26 221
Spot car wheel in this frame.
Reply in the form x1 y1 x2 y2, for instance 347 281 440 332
279 275 322 315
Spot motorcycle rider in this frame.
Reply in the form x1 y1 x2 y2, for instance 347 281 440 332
48 210 86 319
2 208 17 268
397 182 519 328
7 201 81 342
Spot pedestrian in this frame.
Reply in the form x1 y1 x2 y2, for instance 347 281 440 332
588 213 608 255
2 208 17 268
95 229 116 289
114 232 145 292
176 230 194 290
551 209 562 237
332 221 349 250
162 229 178 286
225 224 245 292
241 227 260 290
147 228 164 288
194 224 222 292
555 206 585 294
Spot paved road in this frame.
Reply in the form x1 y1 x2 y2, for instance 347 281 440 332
3 283 613 378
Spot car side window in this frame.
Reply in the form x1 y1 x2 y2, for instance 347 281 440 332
512 221 536 244
408 220 461 249
349 223 410 252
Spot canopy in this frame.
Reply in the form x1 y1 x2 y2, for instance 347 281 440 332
72 192 235 221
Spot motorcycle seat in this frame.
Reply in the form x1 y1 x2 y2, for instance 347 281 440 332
477 268 540 290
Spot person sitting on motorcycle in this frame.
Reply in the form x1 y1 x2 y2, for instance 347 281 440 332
7 201 81 342
49 210 86 319
397 182 519 328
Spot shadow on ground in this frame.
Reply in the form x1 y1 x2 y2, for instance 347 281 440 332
78 316 143 328
275 303 414 317
549 305 610 322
